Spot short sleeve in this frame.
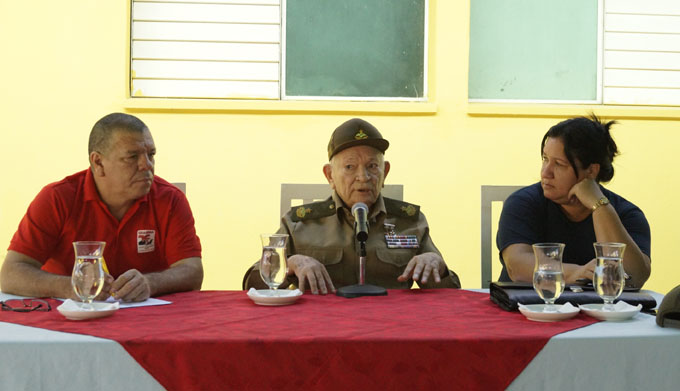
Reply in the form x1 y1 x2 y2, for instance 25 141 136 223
619 206 651 258
8 185 70 263
496 189 543 253
163 192 202 264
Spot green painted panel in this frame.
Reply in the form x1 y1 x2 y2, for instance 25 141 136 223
469 0 598 101
285 0 425 98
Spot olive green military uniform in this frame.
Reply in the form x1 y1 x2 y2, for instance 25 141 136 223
243 192 460 290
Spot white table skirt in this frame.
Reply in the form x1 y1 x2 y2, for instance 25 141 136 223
509 290 680 391
0 292 164 391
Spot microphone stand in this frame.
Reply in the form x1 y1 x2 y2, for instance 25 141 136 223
359 241 366 285
337 239 387 298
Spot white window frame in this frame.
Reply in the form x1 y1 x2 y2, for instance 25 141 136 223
279 0 428 102
603 0 680 106
468 0 603 105
129 0 429 102
469 0 680 107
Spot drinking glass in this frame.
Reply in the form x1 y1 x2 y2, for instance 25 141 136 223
259 234 289 292
532 243 566 313
593 242 626 311
72 241 106 310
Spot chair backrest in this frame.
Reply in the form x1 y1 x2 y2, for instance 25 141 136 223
172 182 187 194
480 185 523 288
280 183 404 217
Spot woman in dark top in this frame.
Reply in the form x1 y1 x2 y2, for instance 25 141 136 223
496 115 651 288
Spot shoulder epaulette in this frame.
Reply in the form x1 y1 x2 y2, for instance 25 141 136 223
384 197 420 220
290 197 337 222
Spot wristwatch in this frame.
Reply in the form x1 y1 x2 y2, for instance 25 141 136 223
592 196 610 211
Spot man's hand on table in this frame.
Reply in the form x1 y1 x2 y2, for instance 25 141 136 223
287 255 336 295
110 269 151 302
93 274 115 301
398 252 448 284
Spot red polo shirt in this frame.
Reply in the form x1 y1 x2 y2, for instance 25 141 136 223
8 169 201 278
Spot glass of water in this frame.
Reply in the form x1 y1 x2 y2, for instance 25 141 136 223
532 243 566 313
259 234 289 292
72 241 106 310
593 242 626 311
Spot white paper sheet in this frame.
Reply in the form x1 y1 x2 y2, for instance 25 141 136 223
105 296 172 308
0 292 173 309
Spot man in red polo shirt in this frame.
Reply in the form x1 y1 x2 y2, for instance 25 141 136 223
0 113 203 302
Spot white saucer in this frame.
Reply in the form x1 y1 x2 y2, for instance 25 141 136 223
579 303 642 321
247 288 302 306
518 303 580 322
57 299 119 320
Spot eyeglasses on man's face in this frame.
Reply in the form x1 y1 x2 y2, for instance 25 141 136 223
1 299 51 312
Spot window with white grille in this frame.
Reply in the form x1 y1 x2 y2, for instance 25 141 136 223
131 0 281 99
130 0 428 101
603 0 680 106
469 0 680 107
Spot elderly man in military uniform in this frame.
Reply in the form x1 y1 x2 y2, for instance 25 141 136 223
243 118 460 294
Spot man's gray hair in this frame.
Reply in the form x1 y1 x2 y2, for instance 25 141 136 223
88 113 148 155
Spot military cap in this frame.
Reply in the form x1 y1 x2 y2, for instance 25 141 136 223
657 284 680 328
327 118 389 160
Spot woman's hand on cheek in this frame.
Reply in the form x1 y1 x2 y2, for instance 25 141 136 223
568 178 602 209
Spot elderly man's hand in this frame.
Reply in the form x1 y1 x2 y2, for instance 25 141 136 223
398 252 448 284
287 254 336 295
111 269 151 302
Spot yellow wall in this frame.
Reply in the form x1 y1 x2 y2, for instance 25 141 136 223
1 1 678 293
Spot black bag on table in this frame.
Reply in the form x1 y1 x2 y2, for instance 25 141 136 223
490 281 657 312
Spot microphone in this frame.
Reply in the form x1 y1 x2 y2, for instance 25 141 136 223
351 202 369 242
337 202 387 298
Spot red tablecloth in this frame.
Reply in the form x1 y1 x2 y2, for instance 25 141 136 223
0 289 597 390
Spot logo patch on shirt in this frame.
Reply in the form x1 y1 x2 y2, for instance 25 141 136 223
137 230 155 253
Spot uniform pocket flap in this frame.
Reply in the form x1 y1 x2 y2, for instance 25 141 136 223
296 247 343 266
376 248 414 267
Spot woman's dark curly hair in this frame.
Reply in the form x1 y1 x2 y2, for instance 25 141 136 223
541 114 619 183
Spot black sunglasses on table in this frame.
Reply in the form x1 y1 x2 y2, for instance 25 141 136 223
1 299 51 312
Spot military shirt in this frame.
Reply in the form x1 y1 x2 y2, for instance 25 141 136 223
243 193 460 290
